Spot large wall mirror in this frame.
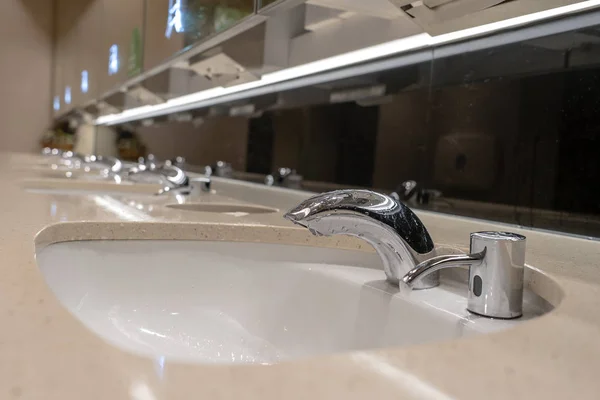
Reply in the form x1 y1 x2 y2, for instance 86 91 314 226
116 11 600 238
46 2 600 239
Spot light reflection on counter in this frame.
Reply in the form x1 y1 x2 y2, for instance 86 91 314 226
91 195 155 221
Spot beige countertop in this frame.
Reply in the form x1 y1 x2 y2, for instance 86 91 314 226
2 152 600 399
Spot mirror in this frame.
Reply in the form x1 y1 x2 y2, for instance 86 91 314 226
121 13 600 238
49 2 600 239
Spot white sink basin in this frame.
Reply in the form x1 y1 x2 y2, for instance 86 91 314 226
36 240 550 365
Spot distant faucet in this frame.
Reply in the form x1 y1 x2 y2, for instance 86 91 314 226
84 155 123 182
55 151 86 167
164 156 186 169
84 155 122 173
265 168 303 189
284 189 439 289
212 161 233 178
137 154 158 171
285 189 526 319
391 180 442 206
46 150 123 180
127 163 210 195
42 147 69 157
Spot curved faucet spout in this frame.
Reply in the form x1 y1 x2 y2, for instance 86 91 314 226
400 250 485 292
284 190 438 288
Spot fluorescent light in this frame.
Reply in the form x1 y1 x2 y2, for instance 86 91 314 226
96 34 431 125
64 86 72 105
81 70 89 93
108 44 119 76
96 0 600 126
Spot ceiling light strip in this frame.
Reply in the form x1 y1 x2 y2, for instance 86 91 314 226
99 51 434 125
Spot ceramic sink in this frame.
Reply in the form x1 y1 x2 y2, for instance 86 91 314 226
36 240 551 365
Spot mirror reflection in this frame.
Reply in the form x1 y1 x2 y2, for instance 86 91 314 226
46 1 600 238
110 19 600 238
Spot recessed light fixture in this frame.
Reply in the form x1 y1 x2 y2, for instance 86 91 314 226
81 70 89 93
53 96 61 112
108 45 119 76
165 0 184 39
64 86 72 105
96 0 600 125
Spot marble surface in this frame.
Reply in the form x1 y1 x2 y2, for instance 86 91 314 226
2 152 600 399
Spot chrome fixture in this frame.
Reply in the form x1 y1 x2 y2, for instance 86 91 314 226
212 161 233 178
159 176 212 196
127 162 210 196
285 189 526 318
42 147 62 156
84 155 123 173
43 150 123 179
60 151 87 165
83 155 123 181
284 189 439 289
164 156 186 168
265 168 303 189
391 180 442 206
41 149 84 169
128 163 185 190
137 154 158 171
401 231 525 319
41 148 84 163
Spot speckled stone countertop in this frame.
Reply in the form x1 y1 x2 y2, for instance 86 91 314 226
2 152 600 399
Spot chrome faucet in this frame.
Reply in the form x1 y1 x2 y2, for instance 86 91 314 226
42 148 73 158
46 151 123 181
42 147 57 156
213 161 233 178
391 180 442 206
164 156 186 168
84 155 123 182
58 151 87 167
284 189 439 289
83 155 122 174
265 168 303 189
127 164 210 195
137 154 158 171
285 190 526 319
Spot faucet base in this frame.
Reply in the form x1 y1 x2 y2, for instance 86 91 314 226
392 271 439 290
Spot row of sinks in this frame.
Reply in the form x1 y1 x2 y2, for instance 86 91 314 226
20 160 280 216
23 155 554 366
